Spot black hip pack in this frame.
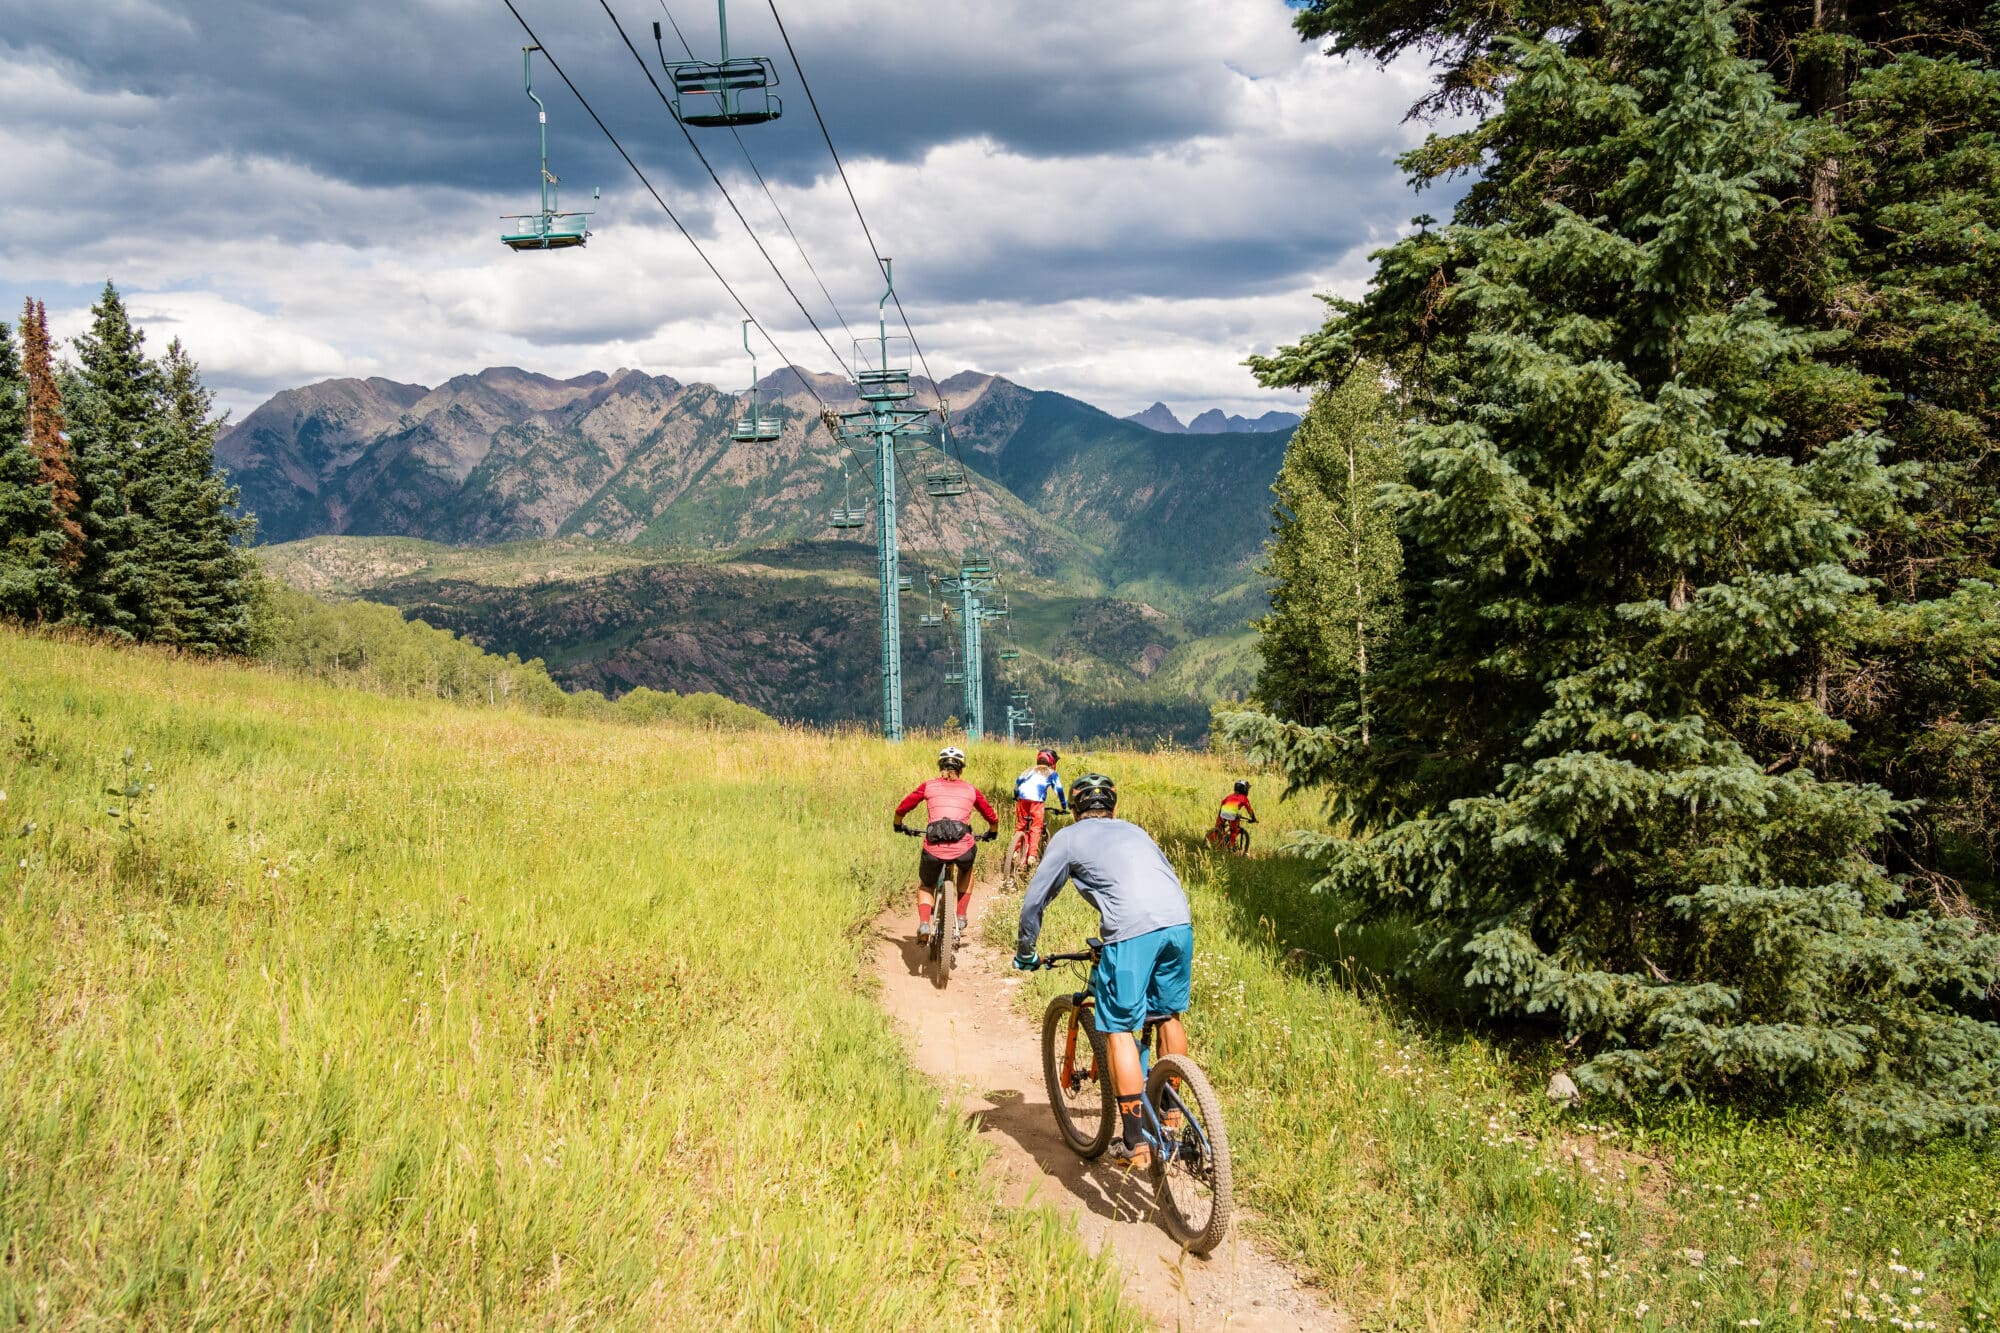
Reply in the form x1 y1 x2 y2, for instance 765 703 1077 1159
925 818 972 844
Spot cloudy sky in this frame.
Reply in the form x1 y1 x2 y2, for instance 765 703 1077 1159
0 0 1439 422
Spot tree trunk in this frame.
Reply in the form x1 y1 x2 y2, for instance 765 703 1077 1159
1807 0 1851 220
1350 443 1371 747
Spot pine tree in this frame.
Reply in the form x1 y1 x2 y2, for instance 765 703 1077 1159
1281 0 2000 913
63 283 156 639
131 340 263 653
1254 366 1403 735
20 300 82 567
1814 55 2000 905
0 319 67 620
1237 0 2000 1138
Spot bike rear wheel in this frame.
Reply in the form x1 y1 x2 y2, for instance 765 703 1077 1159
1041 997 1114 1157
1147 1053 1233 1254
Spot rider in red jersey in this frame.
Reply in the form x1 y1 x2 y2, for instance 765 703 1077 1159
894 746 999 942
1211 779 1258 849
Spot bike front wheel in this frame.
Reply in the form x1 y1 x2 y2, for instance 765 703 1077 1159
1041 997 1114 1157
931 900 954 989
1147 1053 1233 1255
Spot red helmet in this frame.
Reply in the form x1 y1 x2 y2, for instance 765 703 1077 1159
1036 748 1058 766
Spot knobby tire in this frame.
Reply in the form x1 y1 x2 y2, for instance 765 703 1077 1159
1041 997 1114 1158
1146 1053 1233 1255
931 877 954 990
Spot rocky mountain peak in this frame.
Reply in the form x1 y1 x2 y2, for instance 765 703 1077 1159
1125 402 1186 433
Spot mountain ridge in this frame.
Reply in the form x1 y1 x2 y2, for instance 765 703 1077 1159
1120 400 1302 435
219 366 1294 620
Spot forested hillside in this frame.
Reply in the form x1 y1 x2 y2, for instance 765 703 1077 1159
218 366 1289 737
258 536 1246 739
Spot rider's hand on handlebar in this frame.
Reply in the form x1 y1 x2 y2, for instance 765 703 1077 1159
895 825 921 837
979 830 998 842
1012 952 1040 971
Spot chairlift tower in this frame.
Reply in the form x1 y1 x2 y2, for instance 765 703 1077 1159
833 260 931 740
946 556 1002 739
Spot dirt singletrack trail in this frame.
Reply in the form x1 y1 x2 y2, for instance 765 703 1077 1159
871 881 1346 1332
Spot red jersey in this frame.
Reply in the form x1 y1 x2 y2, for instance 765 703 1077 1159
1219 792 1256 821
896 777 998 858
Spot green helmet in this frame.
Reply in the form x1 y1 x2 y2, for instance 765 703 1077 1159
1072 772 1118 813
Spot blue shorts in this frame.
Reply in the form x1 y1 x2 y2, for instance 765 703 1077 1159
1092 923 1194 1034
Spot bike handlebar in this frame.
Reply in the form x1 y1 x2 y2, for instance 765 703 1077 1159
895 827 1000 841
1032 941 1103 969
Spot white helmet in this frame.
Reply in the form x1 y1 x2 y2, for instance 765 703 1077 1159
938 746 967 768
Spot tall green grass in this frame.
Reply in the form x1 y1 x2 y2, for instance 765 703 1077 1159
0 630 1132 1328
987 754 2000 1332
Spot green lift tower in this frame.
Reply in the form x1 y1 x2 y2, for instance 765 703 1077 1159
833 262 932 740
946 554 1004 739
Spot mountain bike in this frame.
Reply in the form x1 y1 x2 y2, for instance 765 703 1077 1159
1030 939 1233 1254
1205 818 1253 854
1003 807 1066 889
900 827 996 989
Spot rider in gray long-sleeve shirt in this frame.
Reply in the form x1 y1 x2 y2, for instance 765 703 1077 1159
1016 816 1190 956
1013 773 1193 1169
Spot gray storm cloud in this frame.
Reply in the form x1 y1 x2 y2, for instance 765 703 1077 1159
0 0 1444 420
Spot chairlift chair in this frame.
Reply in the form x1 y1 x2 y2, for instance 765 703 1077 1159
1010 691 1031 705
501 46 594 251
918 613 946 628
651 5 781 129
730 319 784 443
828 508 868 531
943 670 965 684
896 575 914 592
855 262 915 401
924 467 968 498
959 552 994 578
998 649 1020 662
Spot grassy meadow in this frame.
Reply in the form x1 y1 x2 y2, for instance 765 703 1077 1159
0 630 1132 1328
5 626 1996 1331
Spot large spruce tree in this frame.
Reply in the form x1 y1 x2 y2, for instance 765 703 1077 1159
0 321 66 620
1239 0 2000 1137
1279 0 2000 914
63 283 156 639
130 340 263 652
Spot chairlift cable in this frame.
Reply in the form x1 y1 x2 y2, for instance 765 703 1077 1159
769 0 1031 726
497 0 828 411
656 0 858 347
596 0 854 379
766 0 1007 602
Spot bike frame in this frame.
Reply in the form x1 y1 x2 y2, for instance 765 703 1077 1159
1047 954 1214 1165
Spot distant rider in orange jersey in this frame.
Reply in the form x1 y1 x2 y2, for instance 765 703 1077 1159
1212 779 1258 848
1011 747 1068 869
893 746 999 943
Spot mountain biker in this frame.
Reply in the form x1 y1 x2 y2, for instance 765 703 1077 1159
1011 747 1068 869
893 746 1000 943
1212 779 1258 847
1013 773 1192 1171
